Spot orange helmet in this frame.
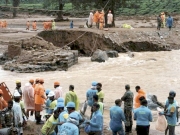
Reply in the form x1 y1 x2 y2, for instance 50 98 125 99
0 89 3 94
54 81 60 86
39 78 44 83
29 79 34 83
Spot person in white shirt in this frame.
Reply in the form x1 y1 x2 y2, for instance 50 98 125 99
107 10 113 28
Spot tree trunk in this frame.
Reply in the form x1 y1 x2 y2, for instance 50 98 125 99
12 0 20 17
56 0 64 21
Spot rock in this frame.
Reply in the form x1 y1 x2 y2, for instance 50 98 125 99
91 49 108 62
79 25 84 28
106 50 119 58
7 44 21 58
127 51 135 58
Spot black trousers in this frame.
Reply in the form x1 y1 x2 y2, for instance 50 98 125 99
136 125 150 135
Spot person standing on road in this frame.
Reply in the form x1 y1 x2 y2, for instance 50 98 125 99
88 11 94 28
121 84 134 135
134 99 152 135
32 20 37 31
166 15 173 31
110 99 125 135
107 10 113 28
26 21 30 30
157 15 162 30
97 83 104 103
93 10 100 28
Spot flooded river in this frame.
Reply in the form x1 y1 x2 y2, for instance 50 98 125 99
1 50 180 105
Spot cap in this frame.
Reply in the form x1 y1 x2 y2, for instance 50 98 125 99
39 78 44 83
69 112 78 120
45 89 51 95
16 80 21 84
57 102 64 108
92 81 97 86
29 79 34 83
48 91 55 97
57 97 64 103
54 81 60 86
169 90 176 97
14 90 21 97
35 78 39 82
0 89 3 94
66 102 75 108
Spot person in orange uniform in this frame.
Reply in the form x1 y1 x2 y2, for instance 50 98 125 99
34 78 46 124
26 21 30 30
32 20 37 31
134 86 146 109
93 10 100 28
99 10 104 30
0 89 8 110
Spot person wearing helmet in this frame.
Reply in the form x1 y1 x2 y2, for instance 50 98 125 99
22 79 35 118
48 91 57 114
34 78 46 124
14 80 22 96
121 84 134 135
41 109 60 135
65 85 79 111
56 102 69 133
54 81 63 100
0 89 7 110
60 112 79 135
13 90 23 135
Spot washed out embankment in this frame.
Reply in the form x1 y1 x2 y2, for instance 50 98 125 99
0 29 176 73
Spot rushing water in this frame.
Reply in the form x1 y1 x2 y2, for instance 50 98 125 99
1 50 180 105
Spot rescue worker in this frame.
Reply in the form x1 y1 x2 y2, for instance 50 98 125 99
54 81 63 100
166 15 173 31
86 81 98 118
107 10 113 28
22 79 35 118
52 20 55 30
33 78 39 89
1 100 14 128
99 10 104 30
41 109 60 135
0 89 8 110
93 95 104 115
85 103 103 135
96 83 104 103
121 84 134 135
45 89 51 113
110 99 125 135
88 11 93 28
65 85 79 111
157 14 162 30
15 80 22 96
48 91 57 114
134 99 152 135
161 12 166 28
134 86 146 109
34 78 46 124
56 102 69 133
60 112 79 135
26 21 30 30
32 20 37 31
93 10 99 28
13 90 23 135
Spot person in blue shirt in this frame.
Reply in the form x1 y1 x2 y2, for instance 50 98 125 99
166 15 173 31
85 103 103 135
134 99 152 135
160 96 177 135
70 20 73 28
110 99 125 135
45 89 51 113
56 102 69 133
60 112 79 135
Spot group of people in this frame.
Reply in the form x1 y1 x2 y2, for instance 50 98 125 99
157 12 173 31
0 79 179 135
87 10 113 30
0 20 7 28
26 20 56 31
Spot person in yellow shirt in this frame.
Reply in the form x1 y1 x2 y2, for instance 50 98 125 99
41 109 59 135
65 85 79 111
97 83 104 103
48 91 57 114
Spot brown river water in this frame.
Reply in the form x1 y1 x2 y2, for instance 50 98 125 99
0 50 180 134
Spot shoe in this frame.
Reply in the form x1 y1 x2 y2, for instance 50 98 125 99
36 120 44 124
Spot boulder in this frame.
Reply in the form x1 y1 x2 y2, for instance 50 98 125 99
106 50 119 58
7 44 21 58
91 49 108 62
